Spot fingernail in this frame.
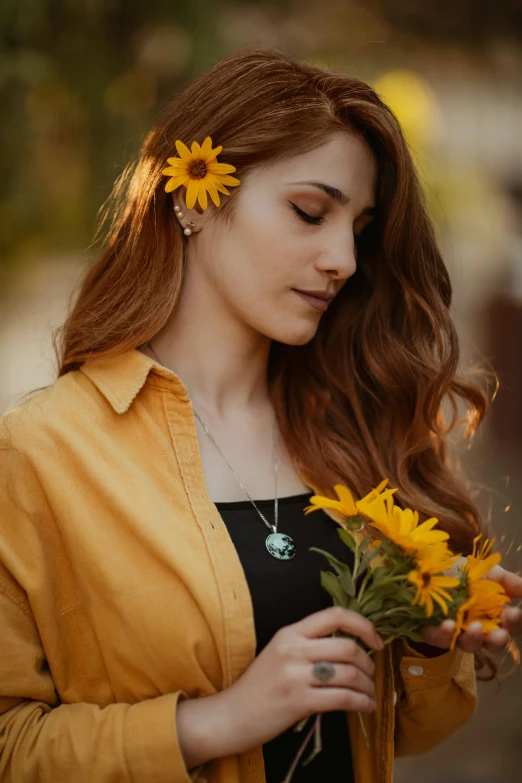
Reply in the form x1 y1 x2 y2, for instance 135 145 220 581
377 635 385 650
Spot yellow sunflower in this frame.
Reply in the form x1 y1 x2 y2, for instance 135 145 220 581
449 577 510 650
408 550 460 618
304 479 396 518
357 493 450 556
161 136 240 210
463 534 501 582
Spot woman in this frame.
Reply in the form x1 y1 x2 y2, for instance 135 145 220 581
1 47 521 783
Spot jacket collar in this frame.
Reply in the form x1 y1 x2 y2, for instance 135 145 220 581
79 347 188 414
78 348 351 527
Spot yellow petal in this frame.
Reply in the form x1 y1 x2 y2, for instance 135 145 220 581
360 501 389 529
467 552 502 581
201 137 223 162
197 181 208 210
166 157 186 167
431 575 460 588
163 162 186 175
164 174 189 193
304 496 343 514
175 140 192 162
373 478 390 494
217 175 240 187
185 179 199 210
205 180 220 207
333 485 358 514
415 517 442 532
162 166 182 176
431 591 449 615
191 140 201 156
207 161 237 174
481 619 504 632
214 181 230 196
200 136 213 155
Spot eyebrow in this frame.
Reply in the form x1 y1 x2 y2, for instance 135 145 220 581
288 180 376 215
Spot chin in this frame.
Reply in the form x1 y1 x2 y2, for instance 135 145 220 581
269 323 319 346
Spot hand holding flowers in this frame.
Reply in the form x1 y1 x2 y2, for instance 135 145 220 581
307 480 520 655
282 479 521 781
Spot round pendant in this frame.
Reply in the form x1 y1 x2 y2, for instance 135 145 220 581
265 532 297 560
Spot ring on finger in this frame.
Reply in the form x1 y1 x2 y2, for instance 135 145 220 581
312 661 336 684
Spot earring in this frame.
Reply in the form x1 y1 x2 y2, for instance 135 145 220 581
184 220 196 236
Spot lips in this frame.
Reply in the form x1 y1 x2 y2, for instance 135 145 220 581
293 289 333 312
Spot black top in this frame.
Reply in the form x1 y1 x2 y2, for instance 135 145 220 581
214 491 355 783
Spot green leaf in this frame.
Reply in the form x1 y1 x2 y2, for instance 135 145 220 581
359 534 372 551
337 528 357 551
320 571 349 608
308 547 352 578
348 597 361 612
356 558 369 578
362 597 383 614
339 569 356 597
404 629 424 643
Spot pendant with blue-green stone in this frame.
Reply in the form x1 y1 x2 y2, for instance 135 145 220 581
265 532 297 560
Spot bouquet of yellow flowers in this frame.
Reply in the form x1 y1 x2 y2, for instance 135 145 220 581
283 479 511 782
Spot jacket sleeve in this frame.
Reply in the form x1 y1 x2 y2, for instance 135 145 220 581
0 425 206 783
392 637 477 757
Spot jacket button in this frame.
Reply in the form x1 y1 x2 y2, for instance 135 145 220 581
408 665 424 676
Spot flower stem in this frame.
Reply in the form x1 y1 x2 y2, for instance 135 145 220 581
301 712 324 767
282 714 321 783
358 710 370 749
357 568 373 602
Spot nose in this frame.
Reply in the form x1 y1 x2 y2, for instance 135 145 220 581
314 233 358 281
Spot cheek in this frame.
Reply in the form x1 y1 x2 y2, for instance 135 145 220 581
220 211 296 294
204 200 316 334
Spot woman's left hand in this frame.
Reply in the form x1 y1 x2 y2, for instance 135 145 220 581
419 564 522 654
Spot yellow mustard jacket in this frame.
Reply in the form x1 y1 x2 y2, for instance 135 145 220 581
0 348 477 783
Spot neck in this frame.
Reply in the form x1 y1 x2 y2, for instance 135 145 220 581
146 266 272 418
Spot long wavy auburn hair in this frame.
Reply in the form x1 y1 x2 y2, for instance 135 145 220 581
50 47 496 563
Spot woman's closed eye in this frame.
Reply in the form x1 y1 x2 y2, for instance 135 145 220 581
289 201 370 245
289 202 324 226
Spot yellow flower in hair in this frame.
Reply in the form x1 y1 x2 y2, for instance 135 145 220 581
161 136 240 210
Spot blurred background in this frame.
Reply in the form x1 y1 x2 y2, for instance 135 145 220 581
1 1 521 780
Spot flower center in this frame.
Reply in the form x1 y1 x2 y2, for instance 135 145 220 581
422 572 431 587
188 159 207 180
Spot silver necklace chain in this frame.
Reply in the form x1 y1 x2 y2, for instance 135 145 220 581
144 341 280 534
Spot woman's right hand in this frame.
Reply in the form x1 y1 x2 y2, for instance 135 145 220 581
216 605 384 754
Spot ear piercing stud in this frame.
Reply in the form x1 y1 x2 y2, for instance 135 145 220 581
174 205 195 235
